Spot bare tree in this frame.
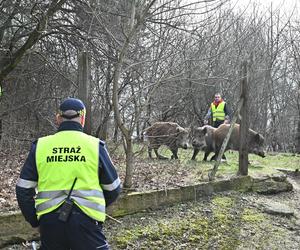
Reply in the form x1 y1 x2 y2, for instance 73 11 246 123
0 0 69 82
112 0 156 188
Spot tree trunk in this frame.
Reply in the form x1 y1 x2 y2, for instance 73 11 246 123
124 138 133 188
96 114 110 140
78 51 91 134
238 61 249 176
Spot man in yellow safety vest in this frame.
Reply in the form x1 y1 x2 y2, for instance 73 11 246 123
204 93 230 128
16 98 121 250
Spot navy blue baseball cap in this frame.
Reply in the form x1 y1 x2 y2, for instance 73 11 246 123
59 98 86 118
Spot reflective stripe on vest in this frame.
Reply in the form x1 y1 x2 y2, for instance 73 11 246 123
211 102 225 121
36 189 104 199
36 193 105 214
35 130 106 222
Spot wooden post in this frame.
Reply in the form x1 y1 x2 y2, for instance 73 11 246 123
78 51 91 135
238 60 249 175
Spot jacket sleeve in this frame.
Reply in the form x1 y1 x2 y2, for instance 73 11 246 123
224 103 231 119
98 141 121 207
204 106 212 120
15 141 39 228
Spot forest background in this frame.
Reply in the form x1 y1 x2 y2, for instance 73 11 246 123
0 0 300 187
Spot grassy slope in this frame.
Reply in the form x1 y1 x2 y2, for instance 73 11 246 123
112 143 300 188
105 191 299 250
105 145 300 249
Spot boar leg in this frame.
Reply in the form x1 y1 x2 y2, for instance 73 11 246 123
210 145 227 161
148 147 153 158
221 154 227 161
170 148 179 159
210 154 215 161
191 148 200 160
210 153 227 161
203 150 211 161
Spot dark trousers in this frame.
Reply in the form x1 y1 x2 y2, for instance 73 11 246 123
213 120 224 128
39 206 109 250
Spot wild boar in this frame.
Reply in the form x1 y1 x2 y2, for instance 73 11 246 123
191 125 216 161
211 123 266 160
144 122 189 159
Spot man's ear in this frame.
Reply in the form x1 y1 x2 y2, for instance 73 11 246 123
55 114 62 126
80 114 86 127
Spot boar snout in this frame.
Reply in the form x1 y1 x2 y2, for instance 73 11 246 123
254 149 266 158
182 144 188 149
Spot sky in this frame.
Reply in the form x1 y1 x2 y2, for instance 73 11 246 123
234 0 299 14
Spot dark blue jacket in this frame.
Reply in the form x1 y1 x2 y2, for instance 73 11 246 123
16 121 121 227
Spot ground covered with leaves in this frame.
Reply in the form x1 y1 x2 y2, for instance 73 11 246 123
0 150 28 212
1 146 300 249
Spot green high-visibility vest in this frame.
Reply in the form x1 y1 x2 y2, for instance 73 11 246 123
35 130 106 222
211 101 225 121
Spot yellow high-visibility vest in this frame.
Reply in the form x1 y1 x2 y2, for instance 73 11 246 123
35 130 106 222
211 101 225 121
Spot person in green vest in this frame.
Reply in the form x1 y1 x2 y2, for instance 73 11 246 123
16 98 121 250
204 93 230 128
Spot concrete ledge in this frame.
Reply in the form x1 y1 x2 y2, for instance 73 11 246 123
0 175 293 248
0 211 39 248
107 175 254 217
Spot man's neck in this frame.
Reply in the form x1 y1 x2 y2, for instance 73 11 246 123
213 99 223 106
57 121 83 132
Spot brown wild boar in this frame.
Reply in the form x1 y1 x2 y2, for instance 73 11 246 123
144 122 189 159
211 123 266 160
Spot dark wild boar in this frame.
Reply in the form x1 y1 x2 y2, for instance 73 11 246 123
191 125 216 161
144 122 189 159
211 123 266 160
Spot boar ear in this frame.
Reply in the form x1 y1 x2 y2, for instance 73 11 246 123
176 127 183 133
201 126 207 134
255 133 263 142
259 133 264 142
